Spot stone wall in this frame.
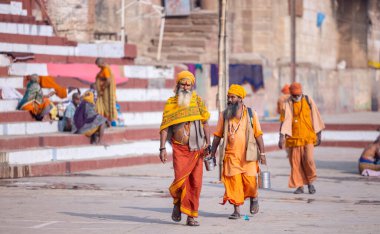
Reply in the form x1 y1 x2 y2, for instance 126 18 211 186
45 0 95 42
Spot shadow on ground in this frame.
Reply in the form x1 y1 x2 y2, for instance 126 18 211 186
61 211 174 225
315 159 358 174
122 206 228 218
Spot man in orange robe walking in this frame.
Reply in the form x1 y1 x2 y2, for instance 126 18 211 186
279 82 325 194
210 84 266 219
159 71 211 226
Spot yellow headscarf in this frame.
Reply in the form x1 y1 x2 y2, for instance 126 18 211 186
228 84 246 99
83 90 95 104
176 70 195 85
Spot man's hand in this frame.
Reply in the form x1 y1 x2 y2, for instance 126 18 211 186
278 134 285 149
203 145 212 157
259 153 267 165
315 132 322 146
159 149 167 164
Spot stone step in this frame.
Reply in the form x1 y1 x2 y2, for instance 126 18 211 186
151 38 207 48
0 126 377 178
0 76 23 88
0 32 76 46
0 99 167 114
0 139 171 166
7 63 173 81
0 87 173 106
0 110 34 122
0 22 53 36
0 1 27 16
147 45 205 54
0 13 43 25
0 38 128 58
164 25 217 34
0 76 175 89
0 120 58 136
0 127 128 151
166 53 201 62
0 101 167 123
0 99 18 112
165 17 218 26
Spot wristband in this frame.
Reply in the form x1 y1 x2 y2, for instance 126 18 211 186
159 147 166 151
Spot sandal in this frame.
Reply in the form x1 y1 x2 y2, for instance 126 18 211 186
186 217 200 226
250 198 259 215
171 204 181 222
228 212 241 220
294 186 304 194
308 184 316 194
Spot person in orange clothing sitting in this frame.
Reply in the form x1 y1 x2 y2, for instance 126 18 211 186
278 82 325 194
17 74 53 121
210 84 266 220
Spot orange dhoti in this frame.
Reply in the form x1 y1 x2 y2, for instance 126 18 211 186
222 173 258 205
169 142 203 218
288 144 317 188
39 76 67 99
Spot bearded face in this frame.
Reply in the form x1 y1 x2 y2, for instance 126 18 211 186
291 94 302 102
177 88 192 107
176 80 193 107
225 95 241 119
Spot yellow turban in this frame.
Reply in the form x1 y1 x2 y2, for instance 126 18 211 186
83 90 95 104
228 84 246 99
176 70 195 85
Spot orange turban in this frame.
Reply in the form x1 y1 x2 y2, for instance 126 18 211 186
289 82 302 95
176 70 195 85
281 84 290 94
228 84 246 99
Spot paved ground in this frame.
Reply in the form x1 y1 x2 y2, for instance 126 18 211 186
0 146 379 234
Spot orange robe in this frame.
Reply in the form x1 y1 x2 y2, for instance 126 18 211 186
280 97 319 188
21 97 51 117
169 142 203 217
95 65 117 121
39 76 67 99
214 106 263 205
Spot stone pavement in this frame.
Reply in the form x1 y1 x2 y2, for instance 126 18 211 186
0 146 379 234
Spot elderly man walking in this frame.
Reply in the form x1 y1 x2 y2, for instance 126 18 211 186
159 71 211 226
278 82 325 194
210 84 266 219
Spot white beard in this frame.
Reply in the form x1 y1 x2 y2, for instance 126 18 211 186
292 96 302 102
178 90 192 107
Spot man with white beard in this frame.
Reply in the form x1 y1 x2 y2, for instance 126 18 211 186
159 71 211 226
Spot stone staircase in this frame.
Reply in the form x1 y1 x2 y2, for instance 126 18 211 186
145 11 219 63
0 0 175 178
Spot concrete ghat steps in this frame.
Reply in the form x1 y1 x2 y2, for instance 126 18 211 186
0 122 378 178
0 139 171 166
0 127 128 151
0 101 168 123
0 123 377 151
0 22 53 36
0 120 58 135
0 88 174 106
